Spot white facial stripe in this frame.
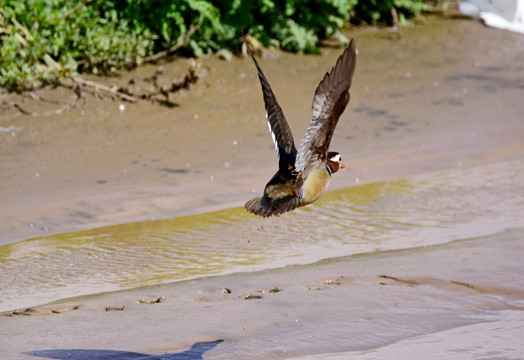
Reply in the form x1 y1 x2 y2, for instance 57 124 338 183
331 154 341 162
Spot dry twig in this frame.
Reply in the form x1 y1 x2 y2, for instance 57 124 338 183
390 7 402 39
69 75 139 102
144 22 201 62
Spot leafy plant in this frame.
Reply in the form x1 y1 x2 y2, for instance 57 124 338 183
353 0 427 25
0 0 428 92
0 0 156 90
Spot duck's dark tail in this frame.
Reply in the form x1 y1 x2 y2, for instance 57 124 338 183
245 194 299 217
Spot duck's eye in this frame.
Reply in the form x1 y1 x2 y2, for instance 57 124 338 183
331 154 341 162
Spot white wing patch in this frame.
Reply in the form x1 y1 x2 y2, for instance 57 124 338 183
267 114 279 159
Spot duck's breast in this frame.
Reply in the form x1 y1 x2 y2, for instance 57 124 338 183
299 167 331 206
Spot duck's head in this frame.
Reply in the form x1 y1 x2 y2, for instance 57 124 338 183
327 151 345 174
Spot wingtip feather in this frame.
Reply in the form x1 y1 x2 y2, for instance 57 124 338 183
245 195 299 217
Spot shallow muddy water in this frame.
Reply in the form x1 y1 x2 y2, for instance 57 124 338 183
1 158 522 312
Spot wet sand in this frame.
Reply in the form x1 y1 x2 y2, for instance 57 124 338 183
1 14 524 360
2 228 524 359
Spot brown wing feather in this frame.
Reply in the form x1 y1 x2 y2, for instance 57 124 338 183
245 180 300 217
296 40 357 177
251 54 297 174
245 194 299 217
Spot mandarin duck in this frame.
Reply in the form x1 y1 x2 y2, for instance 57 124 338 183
245 39 357 217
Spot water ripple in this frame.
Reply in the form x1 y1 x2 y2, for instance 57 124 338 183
1 160 523 312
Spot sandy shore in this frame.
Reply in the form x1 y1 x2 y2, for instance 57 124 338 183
2 228 524 359
1 14 524 360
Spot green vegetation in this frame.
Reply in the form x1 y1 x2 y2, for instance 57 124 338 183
353 0 428 25
0 0 427 91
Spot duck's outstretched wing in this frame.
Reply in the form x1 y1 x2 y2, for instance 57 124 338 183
251 54 297 177
245 55 302 217
295 39 357 177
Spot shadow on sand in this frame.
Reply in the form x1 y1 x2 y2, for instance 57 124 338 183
24 339 223 360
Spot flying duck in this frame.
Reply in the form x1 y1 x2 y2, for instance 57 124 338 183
245 39 357 217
